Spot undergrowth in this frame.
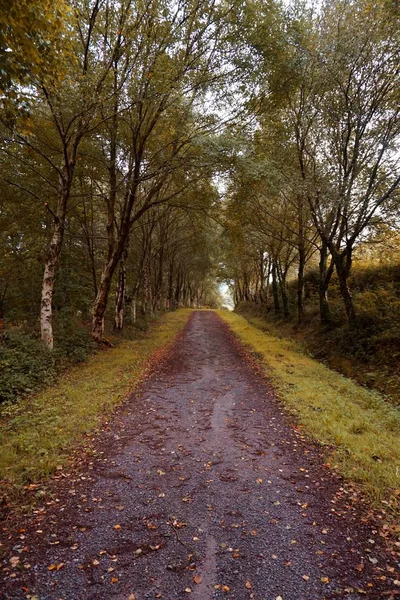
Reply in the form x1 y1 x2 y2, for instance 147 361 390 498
218 310 400 509
0 318 95 404
0 309 191 491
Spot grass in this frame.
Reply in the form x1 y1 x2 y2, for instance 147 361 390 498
0 309 191 490
218 310 400 507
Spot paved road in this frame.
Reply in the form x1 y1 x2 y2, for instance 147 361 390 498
1 312 396 599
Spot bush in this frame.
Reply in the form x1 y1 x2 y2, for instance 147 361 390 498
0 331 57 403
0 320 95 404
54 317 95 364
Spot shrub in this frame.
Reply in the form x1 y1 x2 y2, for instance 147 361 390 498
0 331 57 403
0 319 95 404
53 317 95 364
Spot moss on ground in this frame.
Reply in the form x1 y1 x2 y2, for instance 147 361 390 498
0 309 191 488
218 310 400 507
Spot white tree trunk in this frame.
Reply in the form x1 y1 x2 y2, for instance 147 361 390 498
131 297 137 323
40 220 63 350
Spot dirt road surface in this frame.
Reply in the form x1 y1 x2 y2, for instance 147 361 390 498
1 311 398 600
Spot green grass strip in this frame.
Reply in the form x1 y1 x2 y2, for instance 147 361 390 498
218 310 400 505
0 309 191 488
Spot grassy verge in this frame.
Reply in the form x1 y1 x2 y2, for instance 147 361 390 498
218 310 400 508
0 309 191 490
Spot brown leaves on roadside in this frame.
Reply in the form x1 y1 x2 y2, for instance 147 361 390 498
9 556 20 567
214 584 230 592
171 519 187 529
48 563 64 571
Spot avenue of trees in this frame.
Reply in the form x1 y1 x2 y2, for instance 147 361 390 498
222 0 400 330
1 0 399 368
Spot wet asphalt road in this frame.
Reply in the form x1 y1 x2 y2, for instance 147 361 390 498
1 311 397 600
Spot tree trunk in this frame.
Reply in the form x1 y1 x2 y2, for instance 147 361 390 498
114 248 127 330
40 187 68 350
319 242 334 326
277 267 290 319
92 254 120 339
131 297 137 323
333 249 356 326
271 262 280 314
297 244 306 324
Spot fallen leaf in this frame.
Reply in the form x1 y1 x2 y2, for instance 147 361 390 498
321 577 329 583
128 595 136 600
113 524 121 530
56 563 64 571
193 574 202 584
302 575 310 581
184 588 192 593
111 577 119 583
9 557 20 567
245 580 252 589
221 585 230 592
48 564 57 571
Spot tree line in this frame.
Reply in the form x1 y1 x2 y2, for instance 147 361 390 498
222 0 400 327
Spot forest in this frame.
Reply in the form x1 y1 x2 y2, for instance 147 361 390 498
1 0 400 404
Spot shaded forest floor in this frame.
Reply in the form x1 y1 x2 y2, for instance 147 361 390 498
1 311 399 600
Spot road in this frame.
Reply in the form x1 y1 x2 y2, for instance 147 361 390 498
1 311 395 599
